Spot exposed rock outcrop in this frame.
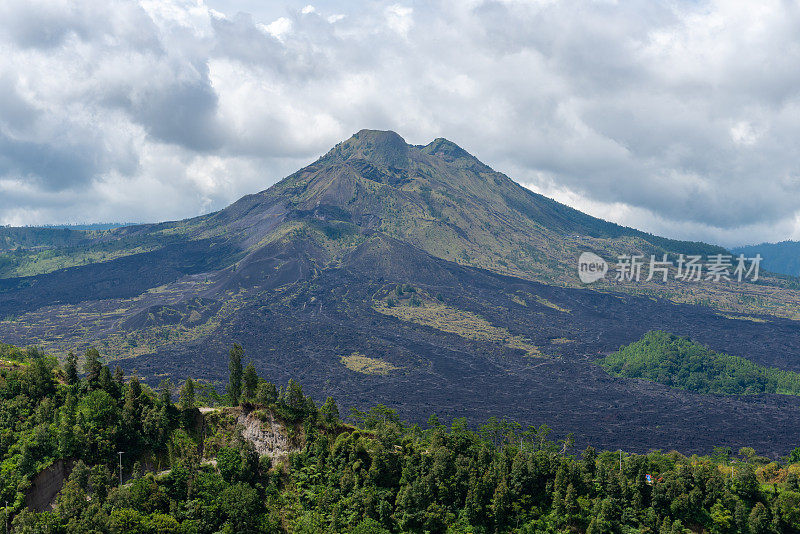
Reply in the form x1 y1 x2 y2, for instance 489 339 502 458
25 459 72 512
236 411 299 460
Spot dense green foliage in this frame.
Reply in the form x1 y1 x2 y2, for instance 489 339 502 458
3 342 800 533
0 342 28 361
601 331 800 396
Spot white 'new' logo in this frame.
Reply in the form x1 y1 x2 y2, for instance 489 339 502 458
577 252 607 283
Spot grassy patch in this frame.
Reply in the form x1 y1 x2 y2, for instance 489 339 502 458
533 295 570 313
510 294 527 306
340 352 399 375
0 244 162 279
374 289 541 357
718 314 768 323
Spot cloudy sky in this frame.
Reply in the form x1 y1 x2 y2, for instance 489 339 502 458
1 0 799 247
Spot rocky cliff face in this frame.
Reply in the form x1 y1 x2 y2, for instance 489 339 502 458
24 459 72 512
236 411 299 461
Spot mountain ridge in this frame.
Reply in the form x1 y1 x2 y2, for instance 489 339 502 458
733 240 800 278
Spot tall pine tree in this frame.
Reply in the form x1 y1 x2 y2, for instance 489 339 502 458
227 344 244 405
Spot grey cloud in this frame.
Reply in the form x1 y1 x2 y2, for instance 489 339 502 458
1 0 800 246
0 76 41 133
125 62 223 151
0 2 94 49
0 0 162 51
0 125 140 191
210 13 284 65
0 135 97 190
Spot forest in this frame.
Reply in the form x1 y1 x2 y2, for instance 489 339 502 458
601 331 800 396
2 341 800 533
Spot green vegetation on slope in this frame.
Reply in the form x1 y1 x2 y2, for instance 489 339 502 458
0 342 28 361
3 341 800 533
601 330 800 395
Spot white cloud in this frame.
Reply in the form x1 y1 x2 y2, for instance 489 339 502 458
730 121 759 146
1 0 800 247
258 17 293 40
384 4 413 36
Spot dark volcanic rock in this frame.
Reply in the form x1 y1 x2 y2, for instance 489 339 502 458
115 238 800 456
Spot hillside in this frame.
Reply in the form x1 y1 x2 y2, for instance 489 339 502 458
1 130 800 454
3 131 798 316
3 344 800 533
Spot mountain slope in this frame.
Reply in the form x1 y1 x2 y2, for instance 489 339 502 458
1 130 800 454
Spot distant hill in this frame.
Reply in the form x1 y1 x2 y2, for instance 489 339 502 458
35 222 137 231
733 241 800 277
1 129 800 454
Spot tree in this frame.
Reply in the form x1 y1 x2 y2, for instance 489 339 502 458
490 479 511 530
89 465 113 502
65 352 79 385
775 491 800 531
108 509 147 534
217 446 244 483
84 347 103 387
563 483 580 526
219 482 261 533
243 363 258 401
739 446 756 463
710 501 733 532
427 413 441 429
733 463 759 500
748 502 770 534
123 375 142 434
255 381 278 405
144 513 180 533
670 519 686 534
99 365 115 396
284 379 305 413
320 397 340 426
154 381 178 442
228 344 244 404
113 366 125 388
55 478 89 523
350 518 391 534
179 378 195 410
25 355 54 399
711 446 732 463
59 393 78 457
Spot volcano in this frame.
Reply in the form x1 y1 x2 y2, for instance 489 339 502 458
1 130 799 455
